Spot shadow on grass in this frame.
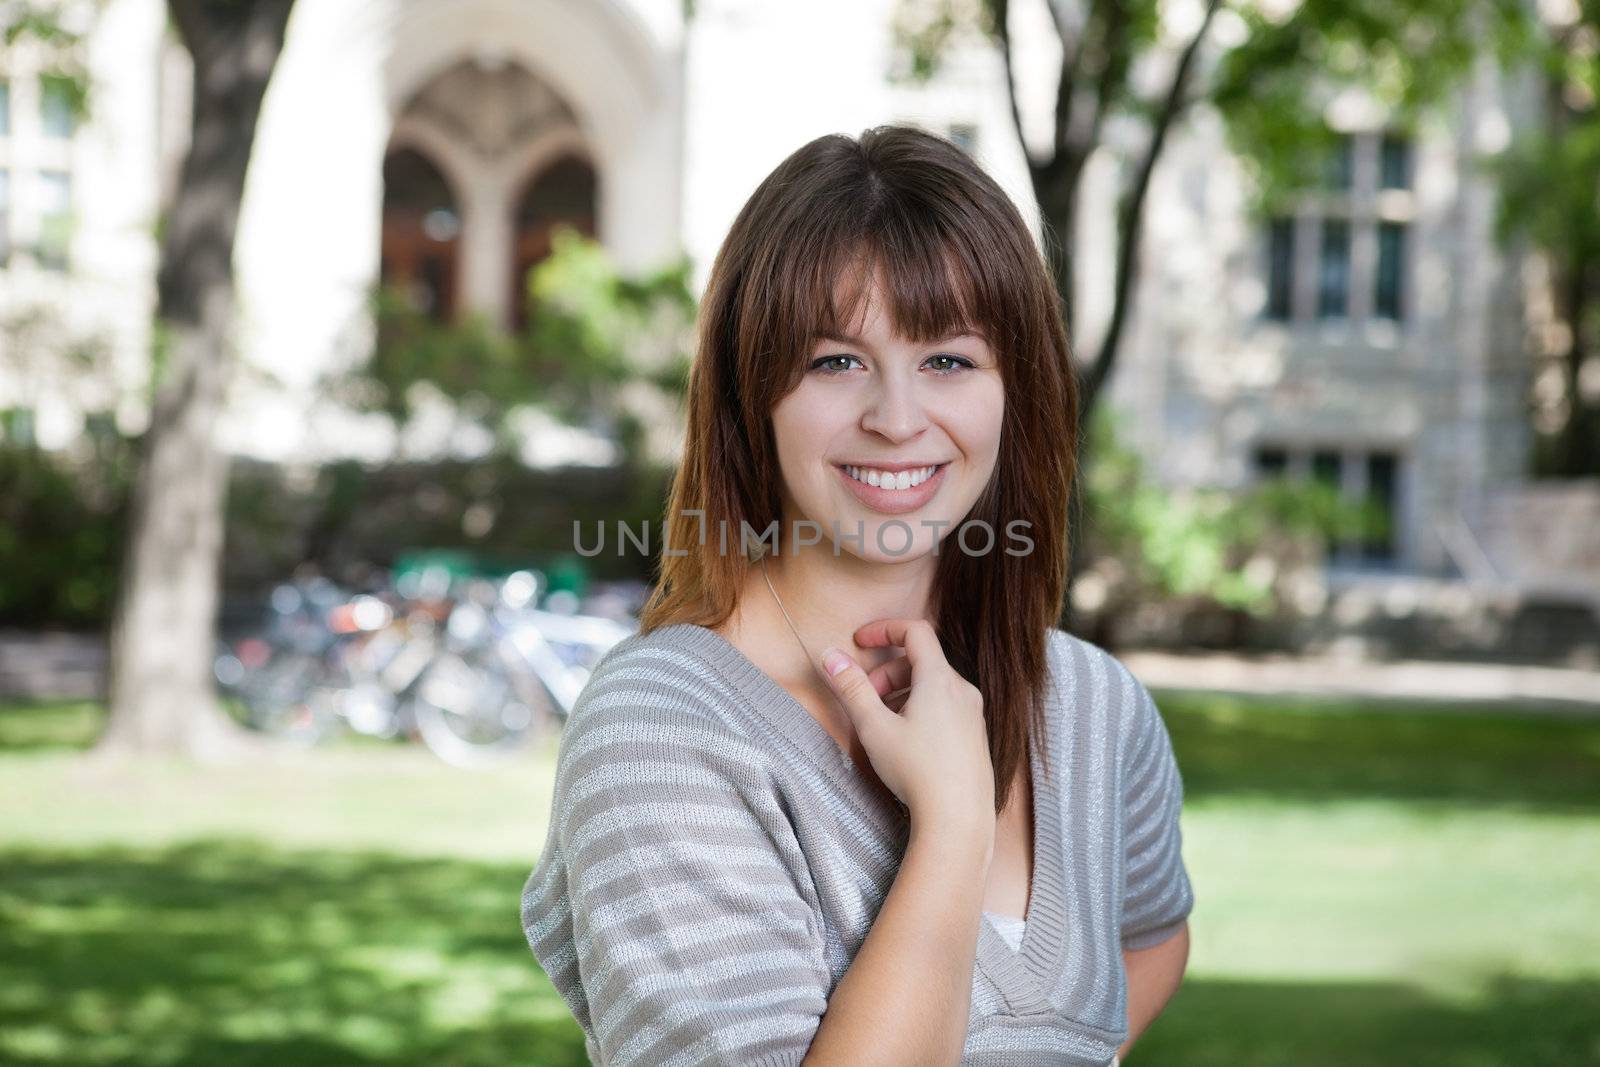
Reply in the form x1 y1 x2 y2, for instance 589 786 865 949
0 839 588 1067
6 836 1595 1067
1137 972 1600 1067
1154 691 1600 814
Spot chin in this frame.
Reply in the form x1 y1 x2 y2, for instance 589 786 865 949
827 517 949 564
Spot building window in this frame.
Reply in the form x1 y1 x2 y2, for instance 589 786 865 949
1266 217 1294 320
1253 446 1288 478
1363 452 1398 560
1375 221 1405 320
1311 449 1342 488
510 154 597 331
37 169 71 270
1379 134 1411 190
380 147 460 323
39 74 77 139
1322 133 1353 190
1317 219 1350 319
0 79 10 137
1252 442 1401 564
1259 129 1413 327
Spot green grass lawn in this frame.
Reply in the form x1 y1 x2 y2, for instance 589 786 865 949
1140 691 1600 1066
1 692 1597 1066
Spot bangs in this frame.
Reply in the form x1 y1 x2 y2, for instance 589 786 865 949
727 128 1047 408
785 227 999 379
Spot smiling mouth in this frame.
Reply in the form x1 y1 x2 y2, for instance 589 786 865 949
836 462 949 491
832 462 952 516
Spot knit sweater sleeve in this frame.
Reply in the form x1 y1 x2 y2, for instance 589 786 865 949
1117 670 1196 951
520 654 829 1067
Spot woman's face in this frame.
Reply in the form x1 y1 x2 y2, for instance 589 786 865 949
770 272 1006 564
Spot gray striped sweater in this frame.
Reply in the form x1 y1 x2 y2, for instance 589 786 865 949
521 622 1194 1066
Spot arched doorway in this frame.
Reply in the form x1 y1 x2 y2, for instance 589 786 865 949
379 147 461 322
510 155 598 332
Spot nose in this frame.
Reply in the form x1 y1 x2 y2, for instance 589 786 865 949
859 369 930 443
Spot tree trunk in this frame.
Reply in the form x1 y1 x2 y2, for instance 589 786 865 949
96 0 296 760
1557 255 1598 476
986 0 1220 624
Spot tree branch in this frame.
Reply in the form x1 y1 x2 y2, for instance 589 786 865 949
1084 0 1220 414
1080 0 1131 165
989 0 1042 174
1045 0 1089 162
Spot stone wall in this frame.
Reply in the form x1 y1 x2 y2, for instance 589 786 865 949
1478 480 1600 598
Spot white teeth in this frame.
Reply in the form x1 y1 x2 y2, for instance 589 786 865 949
843 464 940 490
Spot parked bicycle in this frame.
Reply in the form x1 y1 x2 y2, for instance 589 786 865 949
213 568 636 767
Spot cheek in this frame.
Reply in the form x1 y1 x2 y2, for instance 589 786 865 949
945 382 1006 463
770 391 808 452
770 386 839 477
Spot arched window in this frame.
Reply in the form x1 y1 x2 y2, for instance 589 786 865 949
380 147 461 323
510 154 597 331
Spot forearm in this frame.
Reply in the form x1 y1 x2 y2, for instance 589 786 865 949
802 817 993 1067
1116 922 1190 1060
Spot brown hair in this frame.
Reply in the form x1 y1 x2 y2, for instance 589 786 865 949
638 124 1078 813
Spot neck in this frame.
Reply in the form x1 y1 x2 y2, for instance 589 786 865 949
739 530 940 684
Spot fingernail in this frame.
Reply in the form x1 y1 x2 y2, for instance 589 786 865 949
822 647 851 677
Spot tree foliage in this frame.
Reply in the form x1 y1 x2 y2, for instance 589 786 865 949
329 227 695 465
1488 2 1600 476
1214 0 1536 208
1079 403 1382 644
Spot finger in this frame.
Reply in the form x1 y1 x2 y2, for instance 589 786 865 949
866 654 912 699
853 618 944 670
818 645 896 737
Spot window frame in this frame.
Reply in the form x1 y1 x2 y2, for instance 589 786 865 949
1250 441 1405 567
1258 128 1416 333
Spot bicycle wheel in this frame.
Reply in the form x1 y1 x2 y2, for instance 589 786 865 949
231 647 344 745
410 644 555 768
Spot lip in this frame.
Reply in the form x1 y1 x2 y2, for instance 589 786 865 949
834 462 949 515
835 459 948 473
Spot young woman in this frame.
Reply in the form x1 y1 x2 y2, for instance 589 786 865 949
522 124 1194 1067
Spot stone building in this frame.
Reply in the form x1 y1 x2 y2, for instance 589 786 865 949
1 0 1593 615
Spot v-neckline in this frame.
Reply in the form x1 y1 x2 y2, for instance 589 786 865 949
660 622 1069 1018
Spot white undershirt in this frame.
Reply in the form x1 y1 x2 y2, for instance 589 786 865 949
983 910 1026 951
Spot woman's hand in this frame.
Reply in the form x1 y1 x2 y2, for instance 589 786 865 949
818 619 994 827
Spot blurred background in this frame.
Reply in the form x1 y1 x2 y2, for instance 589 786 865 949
1 0 1597 1063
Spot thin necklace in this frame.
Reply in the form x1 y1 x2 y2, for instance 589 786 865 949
758 551 832 690
760 550 896 805
758 548 912 815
